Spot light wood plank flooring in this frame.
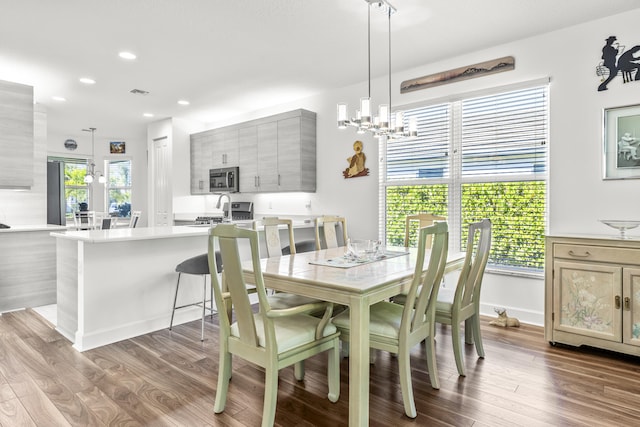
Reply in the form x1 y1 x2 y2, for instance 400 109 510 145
1 308 639 426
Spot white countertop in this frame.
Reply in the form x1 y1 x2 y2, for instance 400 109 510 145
51 225 210 243
0 224 67 233
51 217 317 244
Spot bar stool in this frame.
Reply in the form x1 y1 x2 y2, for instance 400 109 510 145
169 251 222 341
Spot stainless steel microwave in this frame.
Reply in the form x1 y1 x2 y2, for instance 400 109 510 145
210 166 239 193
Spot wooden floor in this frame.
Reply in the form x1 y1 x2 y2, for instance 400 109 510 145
1 309 640 427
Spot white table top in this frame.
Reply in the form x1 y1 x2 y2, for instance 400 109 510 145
245 246 465 298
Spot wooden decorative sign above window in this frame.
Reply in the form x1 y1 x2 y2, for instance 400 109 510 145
400 56 515 93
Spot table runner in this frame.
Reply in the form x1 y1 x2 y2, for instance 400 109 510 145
309 249 409 268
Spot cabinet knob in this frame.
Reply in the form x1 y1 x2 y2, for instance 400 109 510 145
615 295 621 309
624 296 631 311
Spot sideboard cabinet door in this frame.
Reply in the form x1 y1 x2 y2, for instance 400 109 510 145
553 260 622 343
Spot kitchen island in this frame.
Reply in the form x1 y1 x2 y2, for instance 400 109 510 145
51 221 317 351
51 226 213 351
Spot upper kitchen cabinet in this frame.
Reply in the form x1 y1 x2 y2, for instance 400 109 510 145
190 128 240 194
239 109 316 193
211 129 239 168
190 132 212 194
192 109 316 194
0 80 34 189
276 112 316 192
239 122 279 192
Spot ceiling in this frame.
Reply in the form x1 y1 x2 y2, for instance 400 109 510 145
1 0 638 145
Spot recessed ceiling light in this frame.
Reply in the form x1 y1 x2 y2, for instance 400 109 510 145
79 77 96 84
52 96 66 102
143 113 154 118
177 100 190 106
118 51 137 60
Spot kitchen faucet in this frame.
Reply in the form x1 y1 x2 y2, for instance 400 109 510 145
216 193 232 222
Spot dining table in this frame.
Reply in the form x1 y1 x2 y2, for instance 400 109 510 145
242 245 465 426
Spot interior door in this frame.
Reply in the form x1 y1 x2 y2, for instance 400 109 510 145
151 136 171 226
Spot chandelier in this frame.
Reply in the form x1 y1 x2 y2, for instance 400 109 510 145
337 0 417 140
83 127 106 184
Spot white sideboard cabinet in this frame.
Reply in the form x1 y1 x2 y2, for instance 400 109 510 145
545 235 640 356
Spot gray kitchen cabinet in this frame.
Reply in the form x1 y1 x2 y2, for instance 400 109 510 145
240 122 279 192
238 109 316 193
192 108 316 194
190 133 212 194
276 113 316 192
238 126 258 193
211 129 239 168
0 80 34 189
190 128 239 194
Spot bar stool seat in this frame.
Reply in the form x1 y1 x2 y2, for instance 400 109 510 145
169 251 222 341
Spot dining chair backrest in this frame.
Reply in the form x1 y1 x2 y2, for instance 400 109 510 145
314 215 348 250
404 213 446 248
74 211 94 230
252 217 295 258
403 222 449 332
455 218 492 311
129 211 141 228
209 225 264 347
93 212 113 230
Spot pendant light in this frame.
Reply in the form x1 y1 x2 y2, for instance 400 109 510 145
83 127 106 184
337 0 417 140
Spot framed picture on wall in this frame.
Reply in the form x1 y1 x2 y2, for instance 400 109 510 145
603 104 640 179
110 141 125 154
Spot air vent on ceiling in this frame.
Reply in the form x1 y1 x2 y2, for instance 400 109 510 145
130 88 149 95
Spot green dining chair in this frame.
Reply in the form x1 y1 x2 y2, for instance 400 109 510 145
332 221 449 418
207 224 340 427
253 217 323 310
314 215 348 249
435 218 492 376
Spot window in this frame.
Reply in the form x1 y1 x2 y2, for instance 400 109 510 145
382 84 548 272
106 159 132 218
63 159 90 220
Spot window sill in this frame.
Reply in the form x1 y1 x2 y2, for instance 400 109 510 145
485 266 544 280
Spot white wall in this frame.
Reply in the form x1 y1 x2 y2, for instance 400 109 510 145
177 8 640 325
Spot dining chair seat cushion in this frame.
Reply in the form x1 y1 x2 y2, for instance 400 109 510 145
230 313 337 353
268 293 322 310
333 301 422 342
175 251 222 275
